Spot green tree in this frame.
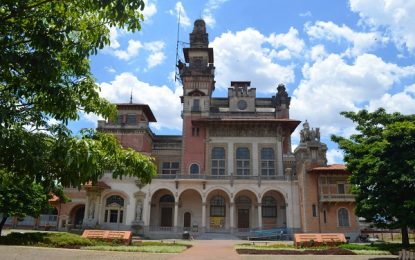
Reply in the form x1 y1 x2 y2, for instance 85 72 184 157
332 108 415 247
0 0 157 233
0 171 49 235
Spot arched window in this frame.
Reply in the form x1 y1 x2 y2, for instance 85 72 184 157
262 196 277 217
190 164 200 174
236 147 250 175
211 147 225 175
338 208 349 227
235 196 251 206
104 195 125 223
160 194 175 203
261 148 275 176
210 196 225 217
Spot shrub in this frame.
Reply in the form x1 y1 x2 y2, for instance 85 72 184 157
0 232 95 248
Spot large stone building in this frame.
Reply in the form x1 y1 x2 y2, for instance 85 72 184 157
6 19 360 240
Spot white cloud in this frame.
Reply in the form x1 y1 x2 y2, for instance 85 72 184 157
105 66 117 73
109 27 120 49
142 0 157 20
98 73 182 130
143 41 166 69
299 11 312 17
291 53 415 136
114 39 143 61
202 0 228 28
350 0 415 53
367 84 415 114
305 21 386 56
169 2 191 27
326 149 344 164
210 28 296 93
268 27 305 59
309 44 328 61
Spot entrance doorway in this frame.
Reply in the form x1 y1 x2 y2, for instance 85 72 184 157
238 209 249 228
161 207 173 227
73 206 85 228
184 212 191 228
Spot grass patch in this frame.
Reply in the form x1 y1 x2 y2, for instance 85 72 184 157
339 243 415 255
0 232 95 248
235 242 414 255
82 244 188 253
236 243 295 250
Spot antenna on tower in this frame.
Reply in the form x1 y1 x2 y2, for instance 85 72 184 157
174 10 181 82
129 89 133 104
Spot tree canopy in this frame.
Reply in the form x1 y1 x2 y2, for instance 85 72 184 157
0 0 157 233
332 108 415 247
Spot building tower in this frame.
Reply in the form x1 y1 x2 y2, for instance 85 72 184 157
178 19 215 176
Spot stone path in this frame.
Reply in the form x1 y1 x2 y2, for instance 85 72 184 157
170 240 240 260
0 243 398 260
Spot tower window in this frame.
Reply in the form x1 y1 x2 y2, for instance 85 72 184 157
312 204 317 217
126 114 137 124
192 99 201 112
192 127 200 136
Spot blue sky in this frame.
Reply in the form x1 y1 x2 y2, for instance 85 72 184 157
71 0 415 164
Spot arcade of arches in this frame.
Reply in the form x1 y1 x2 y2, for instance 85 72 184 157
149 188 287 231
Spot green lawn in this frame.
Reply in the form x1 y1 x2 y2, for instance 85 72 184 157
235 242 415 255
0 232 191 253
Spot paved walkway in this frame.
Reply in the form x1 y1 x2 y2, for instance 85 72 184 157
170 240 240 260
0 243 398 260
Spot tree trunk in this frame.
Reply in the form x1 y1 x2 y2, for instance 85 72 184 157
401 226 409 248
0 216 8 236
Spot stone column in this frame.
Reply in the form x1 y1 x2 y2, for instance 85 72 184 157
202 202 206 230
96 194 102 225
145 201 151 227
276 140 284 176
230 202 235 232
257 203 262 229
83 197 90 224
173 202 179 230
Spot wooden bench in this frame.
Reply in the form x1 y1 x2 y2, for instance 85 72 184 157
294 233 346 247
82 230 132 245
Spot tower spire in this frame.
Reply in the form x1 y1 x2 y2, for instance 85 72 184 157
129 90 133 104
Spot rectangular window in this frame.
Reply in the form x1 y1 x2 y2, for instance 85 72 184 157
117 115 124 124
104 210 108 222
192 127 200 136
312 204 317 217
109 210 118 223
236 147 250 175
126 114 137 124
191 99 201 112
119 210 123 223
323 210 327 223
260 148 275 176
337 183 345 194
161 162 180 175
211 147 225 175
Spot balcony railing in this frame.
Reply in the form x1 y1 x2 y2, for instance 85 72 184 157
320 193 355 202
154 173 297 181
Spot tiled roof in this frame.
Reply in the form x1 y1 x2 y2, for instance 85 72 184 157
83 181 111 189
48 194 59 202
